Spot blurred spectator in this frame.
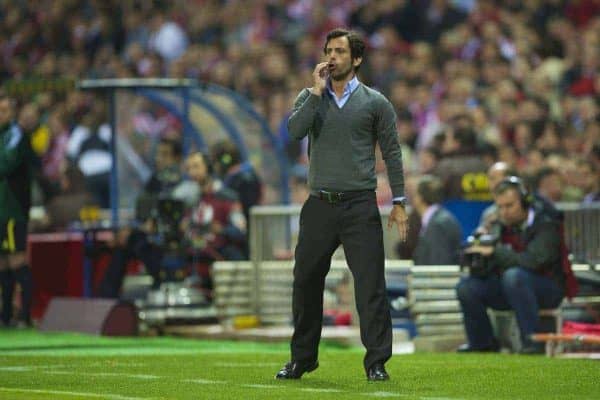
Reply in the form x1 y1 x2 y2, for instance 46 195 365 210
434 127 489 200
148 9 188 62
578 158 600 203
19 102 57 202
420 0 467 43
142 137 183 197
209 140 262 244
184 152 247 282
534 166 564 204
411 175 462 265
42 108 70 188
37 163 97 232
67 103 112 208
418 146 441 175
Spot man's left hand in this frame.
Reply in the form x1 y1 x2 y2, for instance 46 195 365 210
388 204 408 242
464 245 494 256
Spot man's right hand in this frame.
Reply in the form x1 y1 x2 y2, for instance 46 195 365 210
310 62 329 96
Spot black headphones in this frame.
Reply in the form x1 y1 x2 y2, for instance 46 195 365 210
495 176 533 208
212 141 241 173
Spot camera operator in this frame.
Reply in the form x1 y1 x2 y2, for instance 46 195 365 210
456 176 566 354
477 162 517 232
97 138 184 298
184 152 247 263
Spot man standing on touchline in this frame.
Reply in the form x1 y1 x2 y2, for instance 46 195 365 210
275 28 408 382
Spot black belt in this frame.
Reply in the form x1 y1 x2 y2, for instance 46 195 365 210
310 189 372 204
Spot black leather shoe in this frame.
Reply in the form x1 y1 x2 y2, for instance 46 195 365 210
519 340 544 355
457 340 500 353
275 360 318 379
366 363 389 381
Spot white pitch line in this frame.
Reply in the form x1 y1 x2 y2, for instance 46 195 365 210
183 379 227 385
43 371 159 381
213 362 281 367
0 366 33 372
0 365 71 372
421 397 464 400
92 372 160 380
0 387 148 400
300 388 343 393
86 362 147 368
42 371 159 380
241 384 282 389
365 392 409 398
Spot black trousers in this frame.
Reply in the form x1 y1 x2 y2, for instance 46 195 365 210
97 229 163 298
291 191 392 370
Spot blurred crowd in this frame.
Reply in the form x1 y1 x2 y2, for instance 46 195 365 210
1 0 599 212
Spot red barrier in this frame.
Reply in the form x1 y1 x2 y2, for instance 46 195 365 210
27 232 113 320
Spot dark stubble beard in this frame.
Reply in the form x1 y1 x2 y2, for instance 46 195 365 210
330 64 354 82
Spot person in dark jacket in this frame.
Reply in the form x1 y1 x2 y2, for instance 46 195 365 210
412 175 462 265
0 92 34 327
209 140 262 227
209 140 261 259
456 176 565 354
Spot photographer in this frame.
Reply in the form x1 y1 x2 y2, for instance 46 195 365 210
456 177 566 354
97 138 184 297
184 152 247 264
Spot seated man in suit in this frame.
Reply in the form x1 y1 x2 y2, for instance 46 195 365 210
411 175 462 265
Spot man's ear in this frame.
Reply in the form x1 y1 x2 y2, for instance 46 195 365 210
353 57 363 68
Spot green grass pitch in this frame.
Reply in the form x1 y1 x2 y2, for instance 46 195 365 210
0 329 597 399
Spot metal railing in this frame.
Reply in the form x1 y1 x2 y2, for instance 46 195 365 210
249 202 600 266
219 202 600 328
558 202 600 265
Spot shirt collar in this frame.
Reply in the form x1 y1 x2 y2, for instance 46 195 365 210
327 75 360 97
517 208 535 231
525 208 535 228
421 204 440 231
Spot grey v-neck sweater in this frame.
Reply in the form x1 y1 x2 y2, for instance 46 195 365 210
288 84 405 198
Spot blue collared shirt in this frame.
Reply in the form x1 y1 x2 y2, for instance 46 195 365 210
326 76 360 108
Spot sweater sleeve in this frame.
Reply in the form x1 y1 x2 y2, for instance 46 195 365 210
287 89 321 141
375 97 405 198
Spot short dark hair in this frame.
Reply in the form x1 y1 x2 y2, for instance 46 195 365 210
453 127 478 149
417 175 443 206
494 175 531 207
211 139 241 169
159 137 182 159
534 166 559 189
324 28 365 71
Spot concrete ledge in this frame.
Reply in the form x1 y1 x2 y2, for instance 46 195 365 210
414 334 466 352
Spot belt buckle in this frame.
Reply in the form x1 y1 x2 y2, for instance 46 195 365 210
321 190 340 204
